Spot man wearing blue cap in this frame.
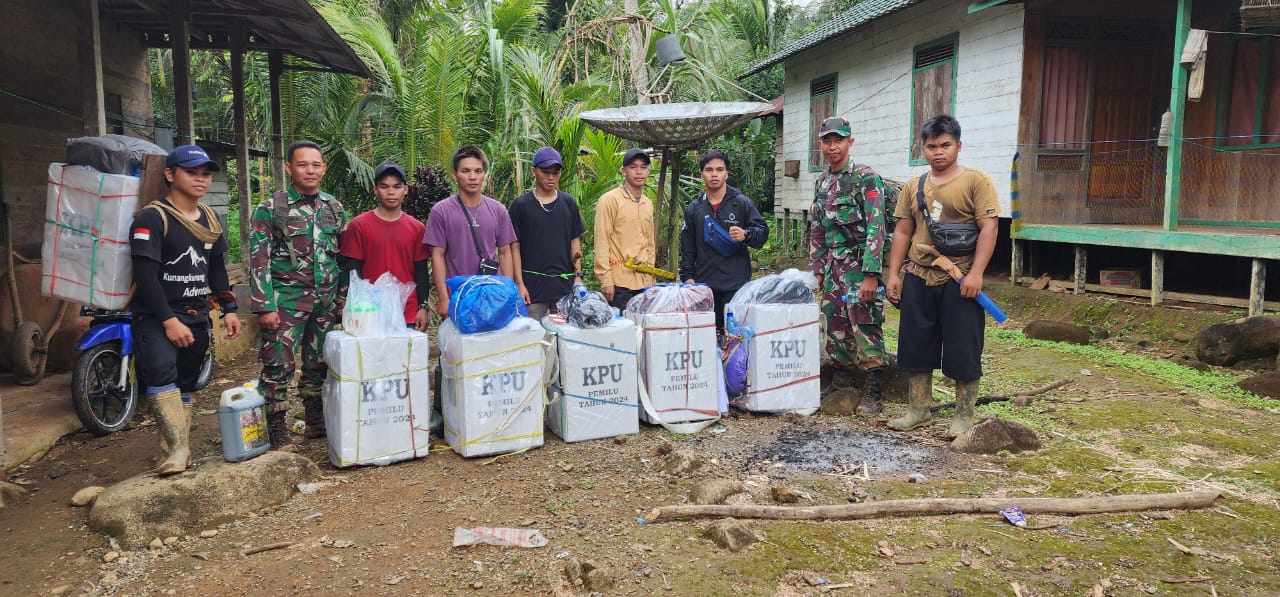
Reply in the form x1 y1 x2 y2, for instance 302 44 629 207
679 149 768 336
130 145 242 475
508 146 586 320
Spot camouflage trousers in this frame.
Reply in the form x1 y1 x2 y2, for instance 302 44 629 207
820 259 887 372
258 307 338 405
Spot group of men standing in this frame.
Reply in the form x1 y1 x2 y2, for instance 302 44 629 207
128 110 997 473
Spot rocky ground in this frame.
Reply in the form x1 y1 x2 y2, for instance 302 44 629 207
2 283 1279 596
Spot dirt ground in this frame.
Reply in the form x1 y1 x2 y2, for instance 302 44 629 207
2 283 1279 596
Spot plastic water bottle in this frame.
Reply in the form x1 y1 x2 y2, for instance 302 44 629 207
573 283 589 300
726 312 739 336
842 286 888 302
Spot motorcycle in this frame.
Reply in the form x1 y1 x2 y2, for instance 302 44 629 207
71 308 214 436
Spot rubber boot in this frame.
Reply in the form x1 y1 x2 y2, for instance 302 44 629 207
150 388 190 476
267 406 295 452
159 395 194 461
856 369 884 415
948 379 980 439
301 395 326 439
887 372 934 431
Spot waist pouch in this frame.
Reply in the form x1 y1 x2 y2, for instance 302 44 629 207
916 176 978 257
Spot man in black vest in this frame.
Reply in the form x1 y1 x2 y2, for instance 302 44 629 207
678 149 769 336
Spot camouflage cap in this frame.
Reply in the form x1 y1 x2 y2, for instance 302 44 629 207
818 116 852 138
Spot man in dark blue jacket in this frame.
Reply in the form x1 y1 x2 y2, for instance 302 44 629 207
679 150 770 336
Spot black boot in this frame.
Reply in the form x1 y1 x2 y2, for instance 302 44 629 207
301 395 327 439
857 369 884 415
267 407 294 451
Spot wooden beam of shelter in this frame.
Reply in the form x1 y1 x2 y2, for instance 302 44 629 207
77 0 107 135
231 23 252 262
169 0 194 144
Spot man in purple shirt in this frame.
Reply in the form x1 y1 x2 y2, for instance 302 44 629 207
423 145 521 317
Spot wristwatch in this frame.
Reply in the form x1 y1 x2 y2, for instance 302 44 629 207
419 301 430 311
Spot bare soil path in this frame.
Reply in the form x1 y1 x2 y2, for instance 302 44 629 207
2 286 1278 596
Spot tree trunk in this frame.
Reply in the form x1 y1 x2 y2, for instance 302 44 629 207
624 0 649 105
647 491 1220 522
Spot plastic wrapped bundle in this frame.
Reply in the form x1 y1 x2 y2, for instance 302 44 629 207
322 330 432 467
446 275 529 334
625 283 714 315
65 134 166 176
555 284 614 328
727 269 817 306
343 272 414 337
439 317 545 457
41 163 139 309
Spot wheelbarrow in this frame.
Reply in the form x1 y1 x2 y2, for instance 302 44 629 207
1 200 68 386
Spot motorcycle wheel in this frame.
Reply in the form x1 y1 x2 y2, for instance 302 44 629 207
71 341 138 435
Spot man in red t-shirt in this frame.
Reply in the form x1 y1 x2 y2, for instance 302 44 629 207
339 162 431 330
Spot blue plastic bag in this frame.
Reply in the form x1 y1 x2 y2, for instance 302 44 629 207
446 275 528 334
722 336 749 397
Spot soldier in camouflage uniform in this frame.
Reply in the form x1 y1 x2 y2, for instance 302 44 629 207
809 117 891 415
249 140 348 447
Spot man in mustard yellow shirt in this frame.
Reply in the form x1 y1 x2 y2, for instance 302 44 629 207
594 148 656 311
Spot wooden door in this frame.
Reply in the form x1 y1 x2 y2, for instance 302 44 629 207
1087 45 1169 206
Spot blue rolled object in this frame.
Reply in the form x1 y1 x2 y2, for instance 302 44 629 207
702 215 741 257
446 275 529 334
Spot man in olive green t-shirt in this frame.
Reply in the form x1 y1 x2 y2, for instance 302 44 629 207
884 115 1000 440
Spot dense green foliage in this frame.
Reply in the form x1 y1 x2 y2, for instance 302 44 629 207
153 0 831 266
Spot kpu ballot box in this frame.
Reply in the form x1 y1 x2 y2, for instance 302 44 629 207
322 330 432 467
726 303 821 413
41 163 140 310
548 317 640 442
440 318 546 457
628 311 719 425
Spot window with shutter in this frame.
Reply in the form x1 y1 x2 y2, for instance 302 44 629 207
910 35 958 163
809 74 837 170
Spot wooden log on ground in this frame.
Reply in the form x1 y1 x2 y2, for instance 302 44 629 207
647 490 1219 522
930 379 1071 413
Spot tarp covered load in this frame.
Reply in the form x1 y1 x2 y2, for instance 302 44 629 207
41 163 139 309
446 275 529 334
627 284 719 426
65 134 166 176
547 317 640 442
440 317 546 457
322 329 433 467
727 270 821 414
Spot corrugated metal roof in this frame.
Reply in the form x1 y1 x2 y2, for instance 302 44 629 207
99 0 372 78
740 0 921 78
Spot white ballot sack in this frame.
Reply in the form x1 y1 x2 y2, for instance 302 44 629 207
629 311 719 424
440 318 546 457
41 163 140 309
548 318 640 442
727 303 821 413
322 330 432 467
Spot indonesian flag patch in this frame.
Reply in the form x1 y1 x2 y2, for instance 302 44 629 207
133 228 151 241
